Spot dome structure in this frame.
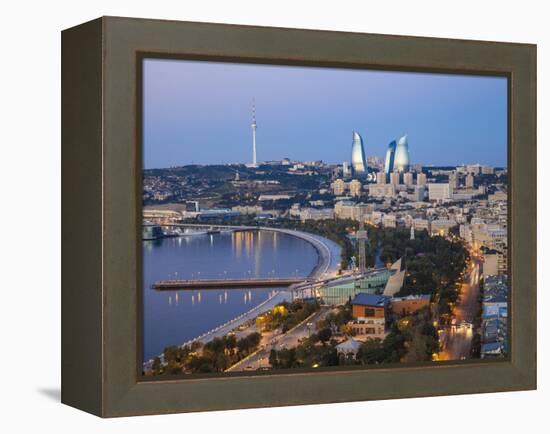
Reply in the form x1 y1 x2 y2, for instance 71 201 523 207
393 135 410 173
350 131 367 174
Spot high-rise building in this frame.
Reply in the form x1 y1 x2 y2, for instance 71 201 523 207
467 164 482 175
466 173 475 188
349 179 363 197
411 185 425 201
403 172 413 186
351 131 367 175
377 172 386 184
369 184 396 198
390 172 400 186
342 161 351 177
448 171 459 190
332 179 347 196
428 183 451 201
367 156 382 170
384 140 396 174
417 173 427 186
394 135 410 173
482 166 495 175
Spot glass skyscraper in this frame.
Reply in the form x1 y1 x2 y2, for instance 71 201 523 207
351 131 367 174
385 135 410 174
394 135 410 172
384 140 397 175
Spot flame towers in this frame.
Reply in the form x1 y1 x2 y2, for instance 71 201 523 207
384 140 397 174
394 135 410 172
385 135 410 174
351 131 367 175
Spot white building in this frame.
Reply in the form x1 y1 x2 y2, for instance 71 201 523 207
408 185 425 202
369 184 396 198
332 179 347 196
299 208 335 221
334 201 373 222
467 164 482 175
417 173 427 186
428 183 451 201
349 179 363 197
448 171 459 190
430 218 457 236
465 173 475 188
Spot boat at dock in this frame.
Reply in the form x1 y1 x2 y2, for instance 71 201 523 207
179 228 208 236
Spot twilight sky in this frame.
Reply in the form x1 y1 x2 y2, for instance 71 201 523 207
143 58 507 169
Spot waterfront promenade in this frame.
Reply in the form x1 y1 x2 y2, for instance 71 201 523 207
153 277 303 289
142 226 342 371
143 290 293 370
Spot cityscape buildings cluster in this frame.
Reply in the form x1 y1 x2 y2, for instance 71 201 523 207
143 124 508 368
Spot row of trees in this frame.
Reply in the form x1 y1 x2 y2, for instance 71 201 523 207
268 334 339 369
315 304 353 332
150 332 262 375
261 299 320 333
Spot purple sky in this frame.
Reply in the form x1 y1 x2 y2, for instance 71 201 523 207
142 58 507 169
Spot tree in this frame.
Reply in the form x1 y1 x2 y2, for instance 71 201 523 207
357 338 385 364
151 357 162 375
269 349 278 368
471 333 482 358
317 327 332 343
225 334 237 353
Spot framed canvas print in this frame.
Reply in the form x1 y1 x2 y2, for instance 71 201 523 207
61 16 536 417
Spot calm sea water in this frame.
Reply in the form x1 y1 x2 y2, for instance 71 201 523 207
142 230 318 360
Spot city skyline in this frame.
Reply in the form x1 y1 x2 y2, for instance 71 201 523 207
143 58 507 169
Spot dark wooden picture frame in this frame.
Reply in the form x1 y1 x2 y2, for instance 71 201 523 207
62 16 536 417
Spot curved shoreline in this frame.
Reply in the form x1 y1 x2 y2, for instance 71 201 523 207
142 227 342 370
159 222 342 277
256 227 341 278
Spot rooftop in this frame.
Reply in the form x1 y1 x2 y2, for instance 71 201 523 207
335 338 363 353
351 293 390 307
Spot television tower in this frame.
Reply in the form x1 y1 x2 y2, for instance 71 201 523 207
251 101 257 167
357 221 368 274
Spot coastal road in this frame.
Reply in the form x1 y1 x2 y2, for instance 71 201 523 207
183 290 292 346
227 307 332 372
439 257 481 361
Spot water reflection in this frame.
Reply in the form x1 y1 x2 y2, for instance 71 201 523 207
142 230 318 360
